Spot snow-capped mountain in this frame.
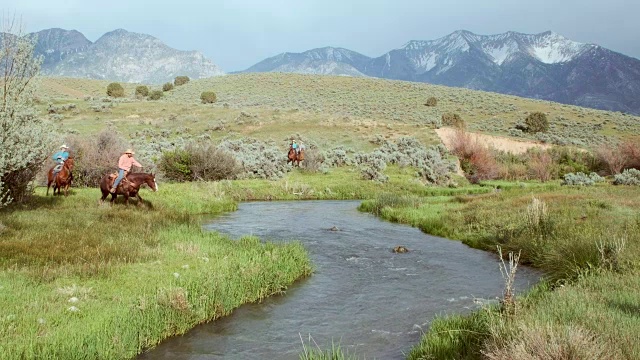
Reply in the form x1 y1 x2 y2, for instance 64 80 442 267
243 30 640 114
244 47 370 77
31 28 224 84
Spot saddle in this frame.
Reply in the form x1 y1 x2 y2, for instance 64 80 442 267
107 172 131 190
53 164 64 172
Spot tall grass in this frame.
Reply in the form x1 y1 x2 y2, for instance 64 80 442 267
0 186 311 359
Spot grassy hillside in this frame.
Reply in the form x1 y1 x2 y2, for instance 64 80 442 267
40 73 640 151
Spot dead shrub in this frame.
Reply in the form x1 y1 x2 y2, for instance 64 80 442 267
300 148 324 173
450 128 499 183
596 144 626 175
64 131 129 187
620 139 640 170
528 150 554 182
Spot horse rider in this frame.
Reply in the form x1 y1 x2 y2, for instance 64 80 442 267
298 142 306 154
51 144 70 176
291 140 299 154
110 149 142 194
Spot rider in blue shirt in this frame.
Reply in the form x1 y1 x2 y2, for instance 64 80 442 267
52 145 70 164
291 140 299 154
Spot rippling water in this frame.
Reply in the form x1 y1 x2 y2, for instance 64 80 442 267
139 200 541 359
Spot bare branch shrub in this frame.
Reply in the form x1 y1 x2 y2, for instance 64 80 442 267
449 128 499 183
65 130 129 186
596 144 626 175
528 150 553 182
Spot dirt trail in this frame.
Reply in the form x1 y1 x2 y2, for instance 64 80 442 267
435 127 552 154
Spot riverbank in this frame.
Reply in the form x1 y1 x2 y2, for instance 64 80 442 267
360 183 640 359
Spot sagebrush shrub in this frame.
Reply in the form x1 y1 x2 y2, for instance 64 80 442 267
106 82 125 98
174 76 190 86
1 28 56 204
613 168 640 185
425 97 437 106
200 91 217 104
524 112 549 133
562 172 605 186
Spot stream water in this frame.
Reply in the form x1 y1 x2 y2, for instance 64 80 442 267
139 200 541 359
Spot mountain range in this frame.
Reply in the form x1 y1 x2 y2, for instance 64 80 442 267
30 28 223 84
244 30 640 115
13 28 640 114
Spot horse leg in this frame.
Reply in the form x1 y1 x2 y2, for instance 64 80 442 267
46 180 51 196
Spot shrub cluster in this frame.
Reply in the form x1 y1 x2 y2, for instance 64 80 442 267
441 113 464 128
613 169 640 185
356 151 389 183
106 83 125 98
217 138 289 180
174 76 190 86
159 145 239 182
561 172 605 186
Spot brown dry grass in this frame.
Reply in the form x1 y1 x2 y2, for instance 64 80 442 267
436 127 552 154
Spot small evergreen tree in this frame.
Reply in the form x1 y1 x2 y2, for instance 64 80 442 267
106 82 125 98
148 90 163 100
425 97 438 106
441 113 464 128
135 85 149 98
200 91 217 104
162 82 174 92
174 76 190 86
524 112 549 133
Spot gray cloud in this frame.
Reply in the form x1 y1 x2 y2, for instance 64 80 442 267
12 0 640 71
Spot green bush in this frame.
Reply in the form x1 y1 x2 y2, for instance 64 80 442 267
135 85 149 98
158 149 193 182
162 82 174 92
524 112 549 133
425 97 437 107
200 91 217 104
159 145 239 182
106 82 125 98
148 90 163 100
174 76 190 86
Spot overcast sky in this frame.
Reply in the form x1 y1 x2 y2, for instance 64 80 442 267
9 0 640 71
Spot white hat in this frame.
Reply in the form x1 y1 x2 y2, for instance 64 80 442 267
124 149 135 154
60 144 69 149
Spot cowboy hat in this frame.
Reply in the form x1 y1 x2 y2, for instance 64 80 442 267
60 144 69 149
124 149 135 154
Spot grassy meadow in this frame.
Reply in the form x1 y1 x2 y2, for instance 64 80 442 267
1 72 639 358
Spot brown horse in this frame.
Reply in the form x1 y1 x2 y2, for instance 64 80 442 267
287 147 305 167
99 172 158 205
46 157 75 196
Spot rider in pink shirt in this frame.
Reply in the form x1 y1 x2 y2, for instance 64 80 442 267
111 149 142 193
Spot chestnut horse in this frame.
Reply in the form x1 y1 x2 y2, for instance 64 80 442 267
99 172 158 205
287 147 305 167
46 157 75 196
